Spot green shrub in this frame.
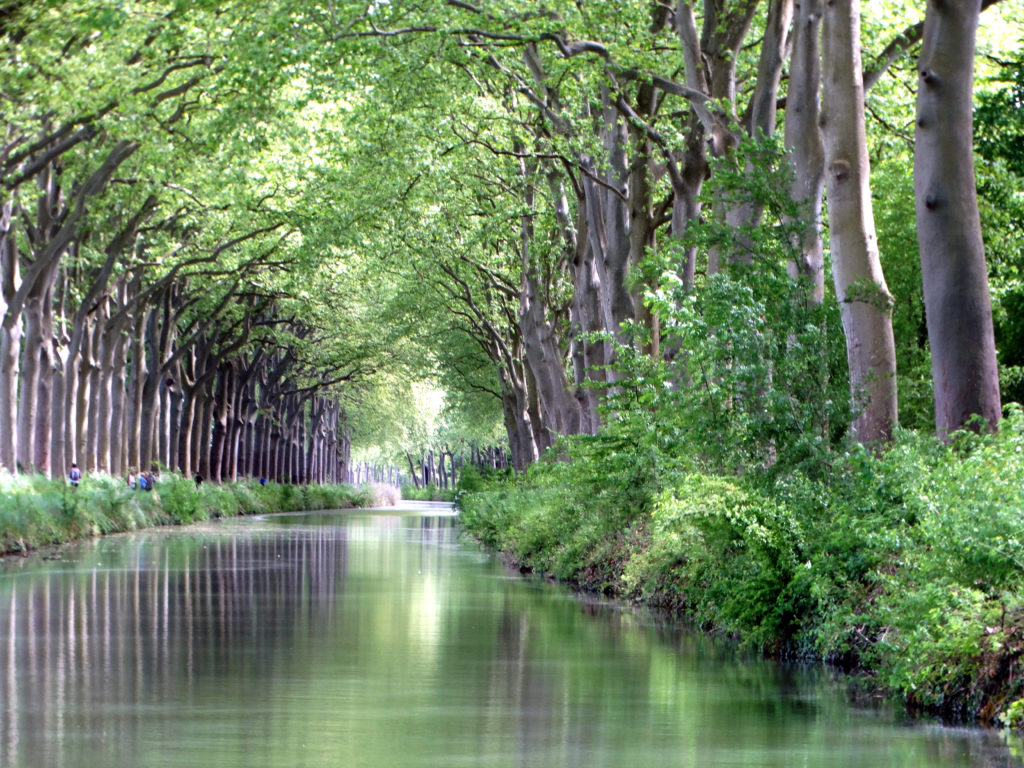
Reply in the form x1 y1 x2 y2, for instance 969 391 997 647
401 483 456 502
458 406 1024 720
158 474 204 524
0 472 372 556
229 481 268 514
454 466 487 494
302 484 332 511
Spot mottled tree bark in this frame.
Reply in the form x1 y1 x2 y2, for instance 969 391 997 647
16 297 42 471
74 314 95 470
108 323 128 477
157 375 172 469
96 305 120 473
518 155 583 444
822 0 898 444
915 0 1000 436
126 307 147 473
0 199 19 471
209 364 230 482
196 383 214 480
33 288 55 474
784 0 826 302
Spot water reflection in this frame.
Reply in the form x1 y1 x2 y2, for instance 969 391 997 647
0 513 1021 768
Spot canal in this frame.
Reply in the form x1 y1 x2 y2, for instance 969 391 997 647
1 503 1020 767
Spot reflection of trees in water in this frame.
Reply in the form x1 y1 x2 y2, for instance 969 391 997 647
3 515 1014 768
0 527 353 766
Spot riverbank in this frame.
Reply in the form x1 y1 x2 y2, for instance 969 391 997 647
0 471 385 557
456 412 1024 729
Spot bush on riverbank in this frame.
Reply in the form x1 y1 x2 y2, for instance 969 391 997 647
0 472 376 556
401 483 457 502
457 408 1024 726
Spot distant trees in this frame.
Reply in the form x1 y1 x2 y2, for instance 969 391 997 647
0 2 387 481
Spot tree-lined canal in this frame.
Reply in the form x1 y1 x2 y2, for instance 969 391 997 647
1 505 1019 768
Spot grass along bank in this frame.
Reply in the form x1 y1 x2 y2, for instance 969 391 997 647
456 410 1024 728
401 483 457 502
0 471 389 557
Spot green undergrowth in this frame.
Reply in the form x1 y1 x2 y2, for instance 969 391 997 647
0 472 377 557
457 407 1024 727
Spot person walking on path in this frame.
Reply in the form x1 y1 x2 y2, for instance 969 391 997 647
68 463 82 488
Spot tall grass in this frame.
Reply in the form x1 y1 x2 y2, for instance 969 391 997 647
0 471 379 556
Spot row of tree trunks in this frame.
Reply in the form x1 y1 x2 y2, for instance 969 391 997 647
421 0 1001 460
0 273 358 483
350 463 404 486
0 49 372 483
399 443 507 489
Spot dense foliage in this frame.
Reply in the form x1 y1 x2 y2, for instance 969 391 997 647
459 410 1024 724
0 470 379 556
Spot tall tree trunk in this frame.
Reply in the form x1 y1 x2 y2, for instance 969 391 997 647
96 308 118 473
50 341 67 478
304 402 318 485
167 373 183 473
268 409 282 481
339 431 351 484
126 309 147 474
405 452 421 488
518 155 583 441
33 289 55 475
63 324 82 472
252 411 266 480
0 318 20 472
669 126 707 293
784 0 826 303
0 200 20 471
75 316 95 471
822 0 898 444
209 367 230 482
157 375 172 469
915 0 1000 436
499 362 538 472
197 385 215 481
570 218 606 433
598 93 635 344
17 297 42 472
140 309 162 471
85 318 104 470
178 389 197 478
190 392 204 475
227 375 243 482
109 329 128 477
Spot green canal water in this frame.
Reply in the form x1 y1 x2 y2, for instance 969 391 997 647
1 503 1021 767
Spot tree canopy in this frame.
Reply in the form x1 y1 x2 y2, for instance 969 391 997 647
1 0 1022 483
